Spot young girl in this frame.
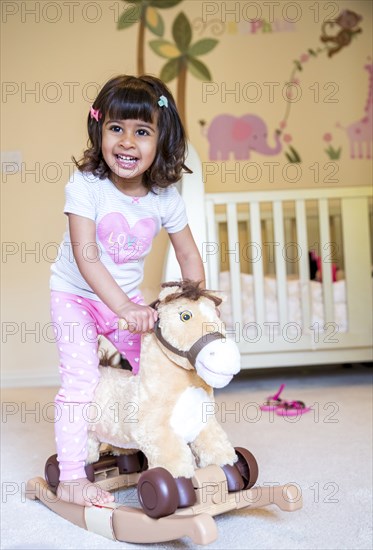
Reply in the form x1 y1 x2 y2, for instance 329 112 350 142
50 74 205 506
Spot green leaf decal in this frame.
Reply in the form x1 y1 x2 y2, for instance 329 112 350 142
160 58 180 83
149 39 180 58
145 7 164 36
285 152 294 163
289 145 301 163
187 57 211 81
188 39 218 57
172 12 192 53
117 6 140 29
151 0 183 8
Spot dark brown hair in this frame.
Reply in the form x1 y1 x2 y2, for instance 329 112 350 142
73 75 190 190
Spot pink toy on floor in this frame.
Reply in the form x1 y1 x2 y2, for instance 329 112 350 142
260 383 286 411
260 384 311 416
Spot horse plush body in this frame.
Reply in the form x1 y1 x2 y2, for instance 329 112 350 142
86 281 241 479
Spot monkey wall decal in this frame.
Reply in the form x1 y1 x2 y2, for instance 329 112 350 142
320 10 362 58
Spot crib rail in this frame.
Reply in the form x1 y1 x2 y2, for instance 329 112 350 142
205 186 372 367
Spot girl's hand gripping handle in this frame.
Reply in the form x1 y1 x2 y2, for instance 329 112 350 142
118 303 158 333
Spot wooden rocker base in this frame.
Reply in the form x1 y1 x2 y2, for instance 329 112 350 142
26 456 303 545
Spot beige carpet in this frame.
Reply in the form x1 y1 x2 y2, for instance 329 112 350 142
1 364 372 550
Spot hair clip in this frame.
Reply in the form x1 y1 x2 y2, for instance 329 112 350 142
158 95 168 108
90 106 102 121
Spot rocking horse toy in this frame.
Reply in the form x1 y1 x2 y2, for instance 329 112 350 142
26 281 302 545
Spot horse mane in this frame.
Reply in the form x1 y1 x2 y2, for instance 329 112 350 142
155 279 222 308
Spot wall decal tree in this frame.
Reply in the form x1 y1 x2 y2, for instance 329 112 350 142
116 3 218 132
149 12 218 129
117 0 183 75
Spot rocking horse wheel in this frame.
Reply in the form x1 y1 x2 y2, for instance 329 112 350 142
115 451 148 474
221 463 245 492
44 454 97 489
44 454 60 491
233 447 259 489
137 468 179 519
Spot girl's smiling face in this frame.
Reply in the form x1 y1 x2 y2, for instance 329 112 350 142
101 117 159 193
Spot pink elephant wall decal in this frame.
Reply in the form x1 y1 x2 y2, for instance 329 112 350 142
205 114 282 160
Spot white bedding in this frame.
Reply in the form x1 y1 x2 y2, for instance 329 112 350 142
218 272 348 333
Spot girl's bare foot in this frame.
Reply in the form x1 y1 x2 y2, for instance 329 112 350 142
57 477 115 507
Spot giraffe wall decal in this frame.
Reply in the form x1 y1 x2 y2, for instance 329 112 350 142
337 62 373 159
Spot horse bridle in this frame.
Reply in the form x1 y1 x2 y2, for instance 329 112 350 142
153 319 224 368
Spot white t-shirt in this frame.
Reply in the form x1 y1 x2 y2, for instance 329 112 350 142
50 171 188 300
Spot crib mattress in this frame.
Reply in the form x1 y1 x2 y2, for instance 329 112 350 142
218 271 348 334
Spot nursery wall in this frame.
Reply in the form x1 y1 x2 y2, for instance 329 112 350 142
1 0 372 386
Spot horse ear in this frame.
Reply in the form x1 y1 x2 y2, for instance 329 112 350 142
158 285 180 302
210 290 226 305
217 292 227 303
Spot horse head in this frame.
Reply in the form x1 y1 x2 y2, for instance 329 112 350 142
151 280 241 388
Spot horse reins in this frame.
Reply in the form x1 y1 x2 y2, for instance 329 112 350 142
153 319 224 368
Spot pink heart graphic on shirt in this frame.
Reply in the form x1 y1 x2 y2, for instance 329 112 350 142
97 213 156 264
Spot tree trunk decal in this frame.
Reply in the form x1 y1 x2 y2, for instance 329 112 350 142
137 13 145 76
176 58 187 129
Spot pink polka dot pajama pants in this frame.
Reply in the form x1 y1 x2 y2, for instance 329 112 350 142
50 290 143 481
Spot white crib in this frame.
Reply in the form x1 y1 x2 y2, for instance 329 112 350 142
164 147 373 370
